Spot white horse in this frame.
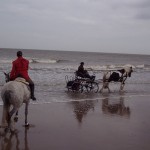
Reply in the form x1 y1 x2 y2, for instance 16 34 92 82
100 66 133 92
1 72 31 132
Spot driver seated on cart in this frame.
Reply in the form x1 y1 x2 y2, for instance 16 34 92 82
76 62 95 80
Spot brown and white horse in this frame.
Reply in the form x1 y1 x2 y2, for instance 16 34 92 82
100 66 133 92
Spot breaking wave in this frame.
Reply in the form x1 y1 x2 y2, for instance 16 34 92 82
30 58 57 64
25 63 150 74
0 57 149 72
0 57 71 64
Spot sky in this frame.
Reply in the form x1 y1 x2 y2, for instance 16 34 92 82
0 0 150 55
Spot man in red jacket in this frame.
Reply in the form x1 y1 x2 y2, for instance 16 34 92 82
10 51 36 100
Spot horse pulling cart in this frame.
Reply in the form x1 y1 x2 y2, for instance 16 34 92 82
65 65 133 93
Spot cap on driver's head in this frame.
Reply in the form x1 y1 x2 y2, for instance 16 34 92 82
80 62 84 65
17 51 22 57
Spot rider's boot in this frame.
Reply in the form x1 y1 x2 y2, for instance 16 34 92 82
30 84 36 101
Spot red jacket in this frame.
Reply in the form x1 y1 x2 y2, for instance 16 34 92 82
10 56 30 80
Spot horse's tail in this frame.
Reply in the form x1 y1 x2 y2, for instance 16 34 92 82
1 91 11 127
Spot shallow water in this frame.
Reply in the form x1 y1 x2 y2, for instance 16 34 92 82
0 49 150 105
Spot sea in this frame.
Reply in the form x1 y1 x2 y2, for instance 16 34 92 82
0 48 150 106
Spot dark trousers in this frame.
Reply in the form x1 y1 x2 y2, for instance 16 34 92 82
26 78 35 97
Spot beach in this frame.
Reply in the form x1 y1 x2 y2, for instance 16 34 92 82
0 49 150 150
1 94 150 150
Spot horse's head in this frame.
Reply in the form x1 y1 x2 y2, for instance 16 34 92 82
4 72 10 82
124 66 133 77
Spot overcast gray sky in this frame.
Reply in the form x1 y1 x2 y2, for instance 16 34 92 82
0 0 150 54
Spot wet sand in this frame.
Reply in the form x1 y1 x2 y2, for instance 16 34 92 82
0 95 150 150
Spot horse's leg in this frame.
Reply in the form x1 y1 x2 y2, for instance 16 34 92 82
100 81 107 93
107 85 111 93
120 83 124 91
105 82 111 93
4 107 16 132
120 77 127 91
25 103 29 127
1 104 10 128
99 85 104 93
100 75 107 93
8 107 17 132
14 111 19 122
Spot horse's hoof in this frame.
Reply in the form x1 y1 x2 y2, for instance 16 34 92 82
14 117 18 122
25 123 29 127
4 127 10 133
10 129 18 134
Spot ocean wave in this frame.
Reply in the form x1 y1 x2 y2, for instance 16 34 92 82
28 58 71 64
0 58 72 66
28 63 150 73
0 57 64 64
77 64 146 71
0 57 149 72
30 58 57 64
136 64 145 69
0 59 12 64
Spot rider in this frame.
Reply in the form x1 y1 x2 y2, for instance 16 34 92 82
77 62 95 80
10 51 36 101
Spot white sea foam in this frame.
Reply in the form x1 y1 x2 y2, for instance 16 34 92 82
27 64 149 73
30 58 57 64
0 56 148 72
136 64 145 69
51 94 150 103
0 59 12 63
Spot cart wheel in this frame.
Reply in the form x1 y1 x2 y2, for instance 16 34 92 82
81 84 88 93
87 82 99 93
71 82 80 91
78 84 84 93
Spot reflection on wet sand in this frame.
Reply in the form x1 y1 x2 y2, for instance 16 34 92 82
0 127 29 150
102 97 130 118
72 100 95 123
0 131 18 150
67 92 131 123
66 92 97 123
24 127 29 150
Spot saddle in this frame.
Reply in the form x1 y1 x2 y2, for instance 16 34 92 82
15 77 29 85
